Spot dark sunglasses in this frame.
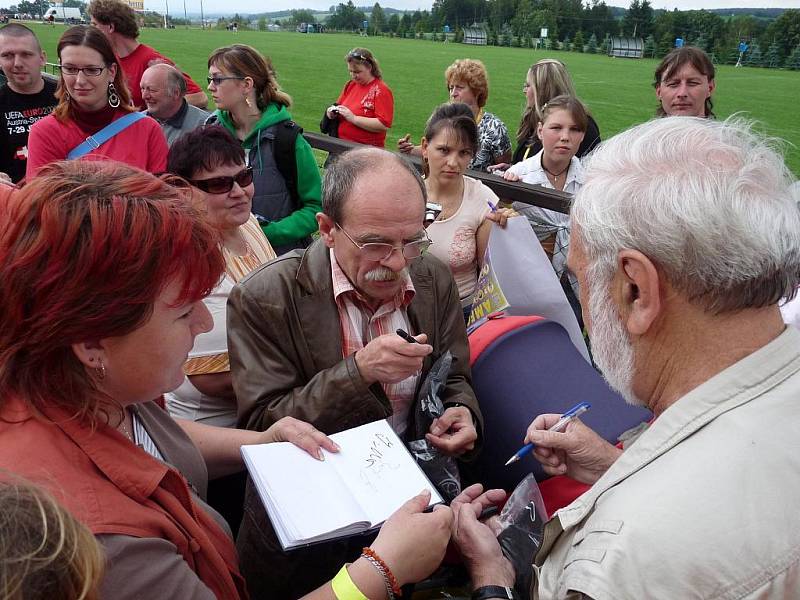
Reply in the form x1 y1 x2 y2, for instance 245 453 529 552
348 50 369 62
188 166 253 194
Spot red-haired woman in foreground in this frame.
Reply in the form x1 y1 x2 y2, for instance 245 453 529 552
0 161 451 600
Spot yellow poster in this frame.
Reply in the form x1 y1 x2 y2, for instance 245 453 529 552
467 251 509 328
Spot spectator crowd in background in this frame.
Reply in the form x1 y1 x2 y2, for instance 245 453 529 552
1 5 799 600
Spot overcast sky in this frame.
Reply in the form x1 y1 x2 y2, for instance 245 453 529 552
3 0 797 15
172 0 800 14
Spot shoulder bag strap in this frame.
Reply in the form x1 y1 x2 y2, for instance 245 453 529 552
272 120 302 208
67 112 148 160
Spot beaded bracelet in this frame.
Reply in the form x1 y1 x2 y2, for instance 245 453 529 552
361 547 402 599
331 564 368 600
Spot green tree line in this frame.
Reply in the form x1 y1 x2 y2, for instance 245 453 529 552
315 0 800 69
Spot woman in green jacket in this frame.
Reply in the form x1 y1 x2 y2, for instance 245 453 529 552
206 44 321 254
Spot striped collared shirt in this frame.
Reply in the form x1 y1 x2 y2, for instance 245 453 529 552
330 248 418 436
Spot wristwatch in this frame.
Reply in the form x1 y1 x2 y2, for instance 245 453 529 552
471 585 519 600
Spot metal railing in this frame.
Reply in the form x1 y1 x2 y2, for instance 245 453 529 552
303 132 572 215
11 85 570 214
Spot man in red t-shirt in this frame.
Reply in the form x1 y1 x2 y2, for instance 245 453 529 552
87 0 207 110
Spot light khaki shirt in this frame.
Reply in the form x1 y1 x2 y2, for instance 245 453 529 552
533 327 800 599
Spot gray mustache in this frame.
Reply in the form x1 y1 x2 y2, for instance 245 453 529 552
364 267 407 282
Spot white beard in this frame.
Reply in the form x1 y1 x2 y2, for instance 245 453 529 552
587 271 643 407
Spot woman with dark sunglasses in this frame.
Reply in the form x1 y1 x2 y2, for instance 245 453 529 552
166 125 277 533
205 44 322 255
166 125 275 431
325 47 394 148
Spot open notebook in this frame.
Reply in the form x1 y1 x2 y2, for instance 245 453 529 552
241 419 444 550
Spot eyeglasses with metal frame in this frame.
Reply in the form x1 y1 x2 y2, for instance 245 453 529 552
206 75 246 85
347 50 369 62
59 65 107 77
335 223 432 261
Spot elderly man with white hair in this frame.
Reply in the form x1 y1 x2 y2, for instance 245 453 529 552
450 116 800 600
141 63 209 146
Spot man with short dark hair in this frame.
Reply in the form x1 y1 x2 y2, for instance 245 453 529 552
0 24 57 182
141 63 209 146
228 147 483 599
87 0 206 110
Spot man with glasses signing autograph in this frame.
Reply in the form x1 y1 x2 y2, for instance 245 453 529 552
228 146 482 599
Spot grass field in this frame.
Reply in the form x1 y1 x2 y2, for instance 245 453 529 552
28 24 800 176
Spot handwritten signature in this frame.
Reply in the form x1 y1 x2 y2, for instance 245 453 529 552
364 433 394 469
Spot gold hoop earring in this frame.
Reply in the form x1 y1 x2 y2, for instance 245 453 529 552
96 358 106 381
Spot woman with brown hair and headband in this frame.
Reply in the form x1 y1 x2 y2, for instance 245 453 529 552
499 58 600 168
326 47 394 148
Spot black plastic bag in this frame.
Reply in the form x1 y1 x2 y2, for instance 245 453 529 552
407 351 462 502
496 473 548 600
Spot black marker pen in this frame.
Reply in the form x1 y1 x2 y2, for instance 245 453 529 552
396 328 418 344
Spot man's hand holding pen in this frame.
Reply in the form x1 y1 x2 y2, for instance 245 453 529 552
394 329 477 457
354 332 432 385
525 413 622 484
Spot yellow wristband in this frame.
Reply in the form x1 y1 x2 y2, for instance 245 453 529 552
331 564 368 600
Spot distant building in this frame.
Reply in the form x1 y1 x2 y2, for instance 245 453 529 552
123 0 144 11
463 26 487 45
608 37 643 58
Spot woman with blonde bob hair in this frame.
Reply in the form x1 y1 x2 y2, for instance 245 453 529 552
507 58 600 166
206 44 322 254
0 477 104 600
399 58 511 172
25 25 167 177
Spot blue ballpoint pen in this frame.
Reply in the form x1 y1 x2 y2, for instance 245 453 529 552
504 402 591 466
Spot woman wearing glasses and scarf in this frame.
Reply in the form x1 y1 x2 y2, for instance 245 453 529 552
205 44 322 255
325 47 394 148
25 25 167 178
